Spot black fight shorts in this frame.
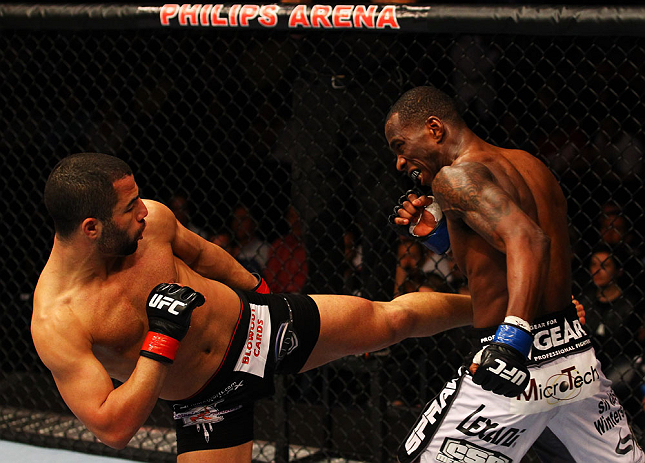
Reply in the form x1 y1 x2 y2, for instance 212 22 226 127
171 291 320 455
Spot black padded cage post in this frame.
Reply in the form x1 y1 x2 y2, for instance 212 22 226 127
1 4 644 462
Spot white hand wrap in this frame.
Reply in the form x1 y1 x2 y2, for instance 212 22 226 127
409 196 443 237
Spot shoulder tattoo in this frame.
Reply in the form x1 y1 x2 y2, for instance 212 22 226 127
433 164 511 225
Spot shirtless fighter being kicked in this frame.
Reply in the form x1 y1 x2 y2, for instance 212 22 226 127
32 152 493 462
387 86 643 463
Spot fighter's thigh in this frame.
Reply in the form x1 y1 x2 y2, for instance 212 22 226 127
406 374 550 463
548 378 645 462
177 441 253 463
302 294 397 371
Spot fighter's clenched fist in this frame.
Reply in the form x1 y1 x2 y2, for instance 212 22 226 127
388 190 451 255
140 283 205 364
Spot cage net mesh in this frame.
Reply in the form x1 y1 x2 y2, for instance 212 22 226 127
1 19 644 463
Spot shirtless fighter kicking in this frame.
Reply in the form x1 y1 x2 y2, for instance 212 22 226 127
32 152 485 462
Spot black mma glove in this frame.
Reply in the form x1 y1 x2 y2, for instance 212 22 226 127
388 190 451 255
471 317 533 397
140 283 205 364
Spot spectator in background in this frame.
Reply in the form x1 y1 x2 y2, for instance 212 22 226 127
580 246 645 431
536 115 591 181
589 116 643 184
271 0 407 299
169 193 208 238
264 205 308 293
341 229 363 296
395 239 427 297
419 272 452 294
395 239 450 297
582 246 643 372
231 203 270 275
573 200 642 292
388 240 462 407
420 246 453 285
581 200 643 291
598 201 637 250
422 251 469 295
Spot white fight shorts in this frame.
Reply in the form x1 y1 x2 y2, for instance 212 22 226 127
399 306 645 463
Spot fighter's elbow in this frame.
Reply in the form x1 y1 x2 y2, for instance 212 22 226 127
97 432 133 450
534 231 551 255
91 424 136 450
515 227 550 255
104 440 128 450
522 230 551 263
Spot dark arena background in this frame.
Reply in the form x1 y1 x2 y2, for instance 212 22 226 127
1 3 644 462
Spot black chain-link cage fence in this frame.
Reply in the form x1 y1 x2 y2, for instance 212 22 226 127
1 4 644 462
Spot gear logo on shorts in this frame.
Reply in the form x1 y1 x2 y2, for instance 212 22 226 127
437 438 511 463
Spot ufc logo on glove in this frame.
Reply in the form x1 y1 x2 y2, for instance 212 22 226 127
148 293 187 315
487 359 528 386
141 283 205 364
472 316 533 397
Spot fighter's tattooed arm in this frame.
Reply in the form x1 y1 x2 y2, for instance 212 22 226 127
432 162 514 253
432 161 550 323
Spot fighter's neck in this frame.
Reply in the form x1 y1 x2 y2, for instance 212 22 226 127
49 237 124 282
450 130 498 164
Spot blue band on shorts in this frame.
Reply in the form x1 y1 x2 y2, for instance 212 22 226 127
494 324 533 358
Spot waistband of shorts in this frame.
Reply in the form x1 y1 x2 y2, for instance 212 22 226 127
175 293 249 404
469 304 592 364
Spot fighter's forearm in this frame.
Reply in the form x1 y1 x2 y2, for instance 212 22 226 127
505 233 550 323
89 358 168 449
172 219 259 290
190 243 258 290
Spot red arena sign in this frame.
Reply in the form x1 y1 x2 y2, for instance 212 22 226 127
159 3 400 29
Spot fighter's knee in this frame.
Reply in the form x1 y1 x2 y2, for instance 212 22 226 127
377 301 415 345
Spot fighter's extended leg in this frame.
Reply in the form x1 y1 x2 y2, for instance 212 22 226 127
301 292 472 372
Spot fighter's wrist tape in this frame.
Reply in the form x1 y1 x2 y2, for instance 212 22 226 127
504 316 531 332
494 319 533 358
140 331 180 364
409 200 443 237
420 218 451 255
251 273 270 294
407 198 451 255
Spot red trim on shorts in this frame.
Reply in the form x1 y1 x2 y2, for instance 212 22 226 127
141 332 180 361
182 296 245 400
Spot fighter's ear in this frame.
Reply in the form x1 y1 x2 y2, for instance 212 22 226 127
426 116 445 142
81 217 102 239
